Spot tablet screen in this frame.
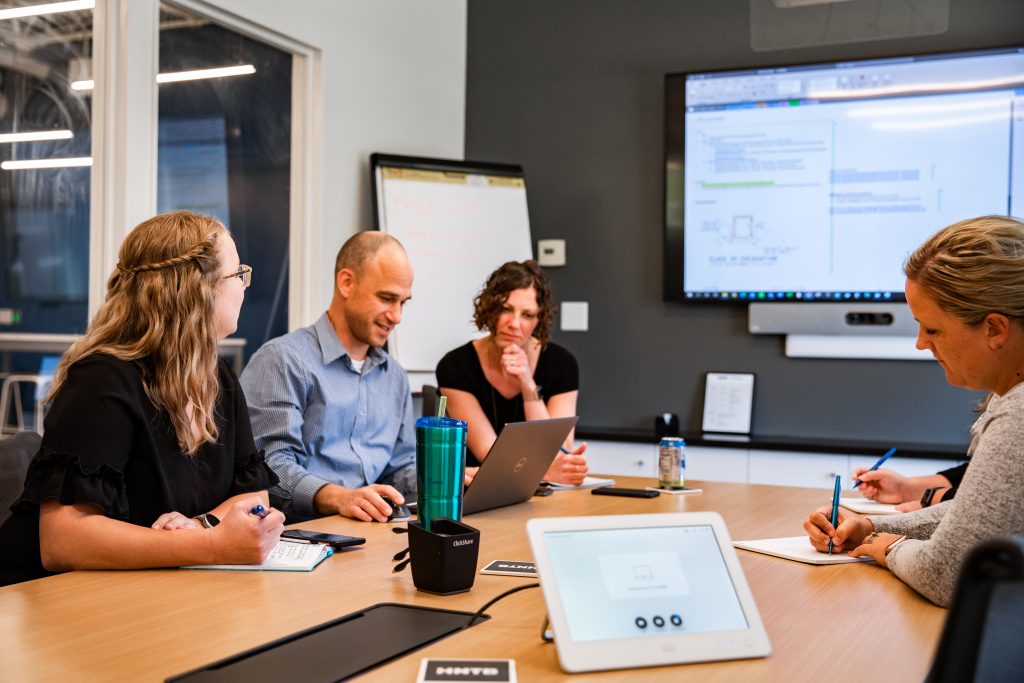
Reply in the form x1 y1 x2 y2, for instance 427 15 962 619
542 525 748 642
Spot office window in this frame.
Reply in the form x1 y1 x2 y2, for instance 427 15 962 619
0 2 94 335
157 3 292 361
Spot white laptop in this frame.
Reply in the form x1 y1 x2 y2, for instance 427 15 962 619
527 512 771 673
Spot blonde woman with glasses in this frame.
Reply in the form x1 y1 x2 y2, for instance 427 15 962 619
0 211 283 586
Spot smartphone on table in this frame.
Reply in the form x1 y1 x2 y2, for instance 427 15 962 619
280 530 366 550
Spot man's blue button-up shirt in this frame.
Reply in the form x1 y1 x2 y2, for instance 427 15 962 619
240 313 416 519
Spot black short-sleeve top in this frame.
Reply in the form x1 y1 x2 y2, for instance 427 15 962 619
436 341 579 467
0 353 277 586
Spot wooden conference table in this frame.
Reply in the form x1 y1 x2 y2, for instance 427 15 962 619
0 478 945 682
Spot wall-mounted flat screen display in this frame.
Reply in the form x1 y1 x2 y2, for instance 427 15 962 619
664 46 1024 303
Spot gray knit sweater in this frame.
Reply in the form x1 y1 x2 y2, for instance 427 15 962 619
868 381 1024 606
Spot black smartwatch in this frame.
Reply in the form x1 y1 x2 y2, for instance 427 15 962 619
195 512 220 528
920 487 940 508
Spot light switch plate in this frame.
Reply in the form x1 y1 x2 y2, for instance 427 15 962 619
537 239 566 267
561 301 588 331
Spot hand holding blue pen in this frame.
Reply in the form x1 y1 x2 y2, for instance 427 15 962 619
852 447 897 489
249 504 269 518
828 474 841 555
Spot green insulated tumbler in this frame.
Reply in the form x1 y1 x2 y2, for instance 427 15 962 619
415 416 467 532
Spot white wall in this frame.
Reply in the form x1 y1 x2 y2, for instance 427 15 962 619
204 0 468 318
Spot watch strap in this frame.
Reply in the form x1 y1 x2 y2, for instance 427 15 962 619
920 487 939 507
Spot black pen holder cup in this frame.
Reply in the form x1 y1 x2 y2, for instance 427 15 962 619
407 518 480 595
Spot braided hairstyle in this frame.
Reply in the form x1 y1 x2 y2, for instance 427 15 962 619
48 211 227 454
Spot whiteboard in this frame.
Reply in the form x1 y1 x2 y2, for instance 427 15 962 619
371 155 533 387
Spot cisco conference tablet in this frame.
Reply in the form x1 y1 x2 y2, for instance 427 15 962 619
526 512 771 673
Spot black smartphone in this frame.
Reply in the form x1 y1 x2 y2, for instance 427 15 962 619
280 530 366 549
591 487 660 498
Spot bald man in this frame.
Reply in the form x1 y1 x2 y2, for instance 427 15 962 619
241 232 416 523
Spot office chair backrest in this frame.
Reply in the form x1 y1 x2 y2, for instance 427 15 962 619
925 536 1024 683
0 431 42 527
421 384 440 418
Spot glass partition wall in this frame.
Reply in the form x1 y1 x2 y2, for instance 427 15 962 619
0 0 302 433
0 1 93 335
157 2 292 357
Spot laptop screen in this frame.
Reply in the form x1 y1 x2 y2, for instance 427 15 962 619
542 524 749 642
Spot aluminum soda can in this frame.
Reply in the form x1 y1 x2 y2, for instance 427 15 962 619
658 437 686 489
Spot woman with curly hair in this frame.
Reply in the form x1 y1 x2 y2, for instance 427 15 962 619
436 260 589 485
0 211 283 585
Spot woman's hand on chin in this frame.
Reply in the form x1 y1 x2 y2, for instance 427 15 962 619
500 343 534 388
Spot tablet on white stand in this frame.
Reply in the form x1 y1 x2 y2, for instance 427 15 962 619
527 512 771 673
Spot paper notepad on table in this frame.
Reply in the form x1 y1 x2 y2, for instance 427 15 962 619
839 498 900 515
546 476 615 490
182 540 333 572
733 536 872 565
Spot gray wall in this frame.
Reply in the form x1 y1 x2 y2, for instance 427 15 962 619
465 0 1024 448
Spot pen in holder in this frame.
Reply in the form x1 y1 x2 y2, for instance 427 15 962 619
406 517 480 595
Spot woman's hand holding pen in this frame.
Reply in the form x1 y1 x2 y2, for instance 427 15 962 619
804 506 872 554
210 497 284 565
546 443 589 486
851 467 912 503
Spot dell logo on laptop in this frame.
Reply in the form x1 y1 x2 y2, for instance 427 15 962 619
513 457 528 473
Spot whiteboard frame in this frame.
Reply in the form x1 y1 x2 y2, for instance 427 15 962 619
369 153 534 386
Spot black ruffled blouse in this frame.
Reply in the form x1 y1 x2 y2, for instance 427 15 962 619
0 354 277 586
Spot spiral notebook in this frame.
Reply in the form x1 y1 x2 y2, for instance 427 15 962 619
182 539 333 572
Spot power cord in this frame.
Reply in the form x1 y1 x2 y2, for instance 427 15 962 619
541 615 554 643
464 583 540 629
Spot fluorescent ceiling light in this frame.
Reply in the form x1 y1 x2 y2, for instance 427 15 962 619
0 129 73 143
71 65 255 91
2 156 92 170
0 1 94 21
157 64 256 83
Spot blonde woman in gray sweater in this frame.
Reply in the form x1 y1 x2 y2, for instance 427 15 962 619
804 215 1024 606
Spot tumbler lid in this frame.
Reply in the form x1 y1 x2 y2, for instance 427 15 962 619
415 416 467 429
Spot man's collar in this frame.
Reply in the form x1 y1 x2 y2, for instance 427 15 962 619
313 312 389 371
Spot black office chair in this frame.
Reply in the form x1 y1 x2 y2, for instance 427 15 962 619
0 431 42 527
421 384 440 418
925 536 1024 683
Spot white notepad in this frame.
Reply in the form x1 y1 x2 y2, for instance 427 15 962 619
546 476 615 490
839 497 900 515
733 536 872 565
182 540 334 572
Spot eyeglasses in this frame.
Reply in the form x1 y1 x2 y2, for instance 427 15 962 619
223 265 252 289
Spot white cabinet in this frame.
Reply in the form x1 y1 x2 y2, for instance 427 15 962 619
685 445 748 483
747 449 849 489
582 439 962 489
585 440 656 477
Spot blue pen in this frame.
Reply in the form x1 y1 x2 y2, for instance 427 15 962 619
249 504 269 518
828 474 841 556
560 446 571 454
852 447 897 489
